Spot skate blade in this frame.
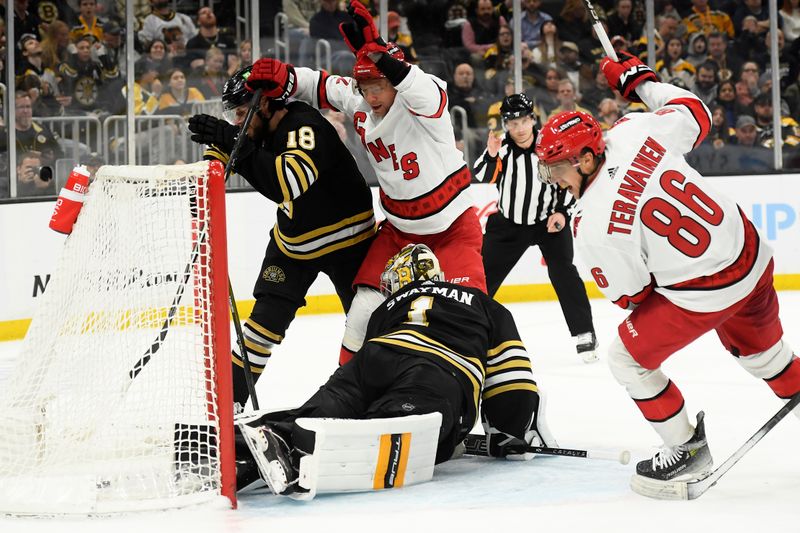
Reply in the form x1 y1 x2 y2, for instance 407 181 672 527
630 464 714 500
238 425 290 495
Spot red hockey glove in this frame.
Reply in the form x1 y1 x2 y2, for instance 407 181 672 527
339 1 387 56
600 51 657 102
246 58 297 101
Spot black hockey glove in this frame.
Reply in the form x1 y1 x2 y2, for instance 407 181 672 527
188 114 238 151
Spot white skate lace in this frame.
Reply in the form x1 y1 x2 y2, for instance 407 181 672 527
651 445 685 470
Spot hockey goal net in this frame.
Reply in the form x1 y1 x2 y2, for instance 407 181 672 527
0 160 236 514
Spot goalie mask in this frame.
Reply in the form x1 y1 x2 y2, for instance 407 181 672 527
380 244 444 296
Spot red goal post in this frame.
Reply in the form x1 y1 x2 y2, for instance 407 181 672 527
0 160 236 514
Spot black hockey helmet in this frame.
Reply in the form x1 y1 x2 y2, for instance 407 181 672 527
223 66 253 111
222 65 289 123
501 93 536 123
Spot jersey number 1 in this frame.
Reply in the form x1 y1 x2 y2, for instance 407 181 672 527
404 296 433 327
640 170 723 258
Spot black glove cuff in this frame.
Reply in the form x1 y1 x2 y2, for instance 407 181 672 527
375 53 411 86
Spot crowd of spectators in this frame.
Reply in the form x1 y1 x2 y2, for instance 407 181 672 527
278 0 800 173
2 0 800 198
0 0 251 198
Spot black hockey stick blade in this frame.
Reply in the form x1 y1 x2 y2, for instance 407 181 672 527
463 433 631 464
631 392 800 500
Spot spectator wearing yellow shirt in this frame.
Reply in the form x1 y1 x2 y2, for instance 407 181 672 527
682 0 735 38
157 68 204 116
69 0 104 44
126 59 161 115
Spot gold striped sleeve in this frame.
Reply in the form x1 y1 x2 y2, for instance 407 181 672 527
483 382 538 400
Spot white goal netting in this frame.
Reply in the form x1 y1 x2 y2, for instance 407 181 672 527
0 161 235 515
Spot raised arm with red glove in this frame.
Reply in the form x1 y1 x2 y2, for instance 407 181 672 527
338 0 388 58
245 58 297 100
600 51 658 102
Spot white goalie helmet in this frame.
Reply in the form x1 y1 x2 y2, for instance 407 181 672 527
380 244 444 296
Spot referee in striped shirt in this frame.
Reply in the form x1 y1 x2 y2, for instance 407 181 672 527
473 93 598 363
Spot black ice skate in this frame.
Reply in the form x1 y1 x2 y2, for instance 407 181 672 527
635 411 713 483
238 423 297 495
575 332 599 364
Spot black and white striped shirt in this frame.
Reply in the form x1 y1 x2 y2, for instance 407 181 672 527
473 134 575 225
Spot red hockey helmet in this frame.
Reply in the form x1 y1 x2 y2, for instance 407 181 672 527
535 110 605 184
352 43 405 83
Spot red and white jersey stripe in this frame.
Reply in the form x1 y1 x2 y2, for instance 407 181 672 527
294 65 473 235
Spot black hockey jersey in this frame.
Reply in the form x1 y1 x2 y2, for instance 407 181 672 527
365 280 538 441
205 101 375 260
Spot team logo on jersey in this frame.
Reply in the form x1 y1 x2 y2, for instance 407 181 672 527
401 403 416 412
607 166 618 180
262 266 286 283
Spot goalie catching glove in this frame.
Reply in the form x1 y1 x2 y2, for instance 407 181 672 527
339 0 388 57
600 51 657 102
245 58 297 101
188 114 239 151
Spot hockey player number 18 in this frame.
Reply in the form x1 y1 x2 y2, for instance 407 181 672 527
640 170 724 258
287 127 316 150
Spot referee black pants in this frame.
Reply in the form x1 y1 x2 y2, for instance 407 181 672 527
482 212 594 336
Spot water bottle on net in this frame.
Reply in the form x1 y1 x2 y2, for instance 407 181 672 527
49 165 91 235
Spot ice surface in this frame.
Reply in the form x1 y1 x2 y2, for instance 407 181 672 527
1 294 799 533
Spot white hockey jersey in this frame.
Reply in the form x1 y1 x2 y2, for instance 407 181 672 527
572 81 772 313
293 66 473 235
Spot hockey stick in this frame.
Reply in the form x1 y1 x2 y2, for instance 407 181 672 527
582 0 618 61
631 392 800 500
129 90 264 400
222 89 263 411
463 433 631 464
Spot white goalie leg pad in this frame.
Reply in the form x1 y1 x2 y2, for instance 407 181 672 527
607 336 693 446
341 287 385 352
291 412 442 501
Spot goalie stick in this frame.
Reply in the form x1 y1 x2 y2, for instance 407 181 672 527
129 90 264 414
631 392 800 500
462 433 631 464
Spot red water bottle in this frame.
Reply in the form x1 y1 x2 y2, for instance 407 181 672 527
49 166 91 235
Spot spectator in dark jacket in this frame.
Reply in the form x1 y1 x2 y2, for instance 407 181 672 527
309 0 349 40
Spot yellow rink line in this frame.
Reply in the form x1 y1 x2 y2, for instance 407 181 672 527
2 274 799 342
